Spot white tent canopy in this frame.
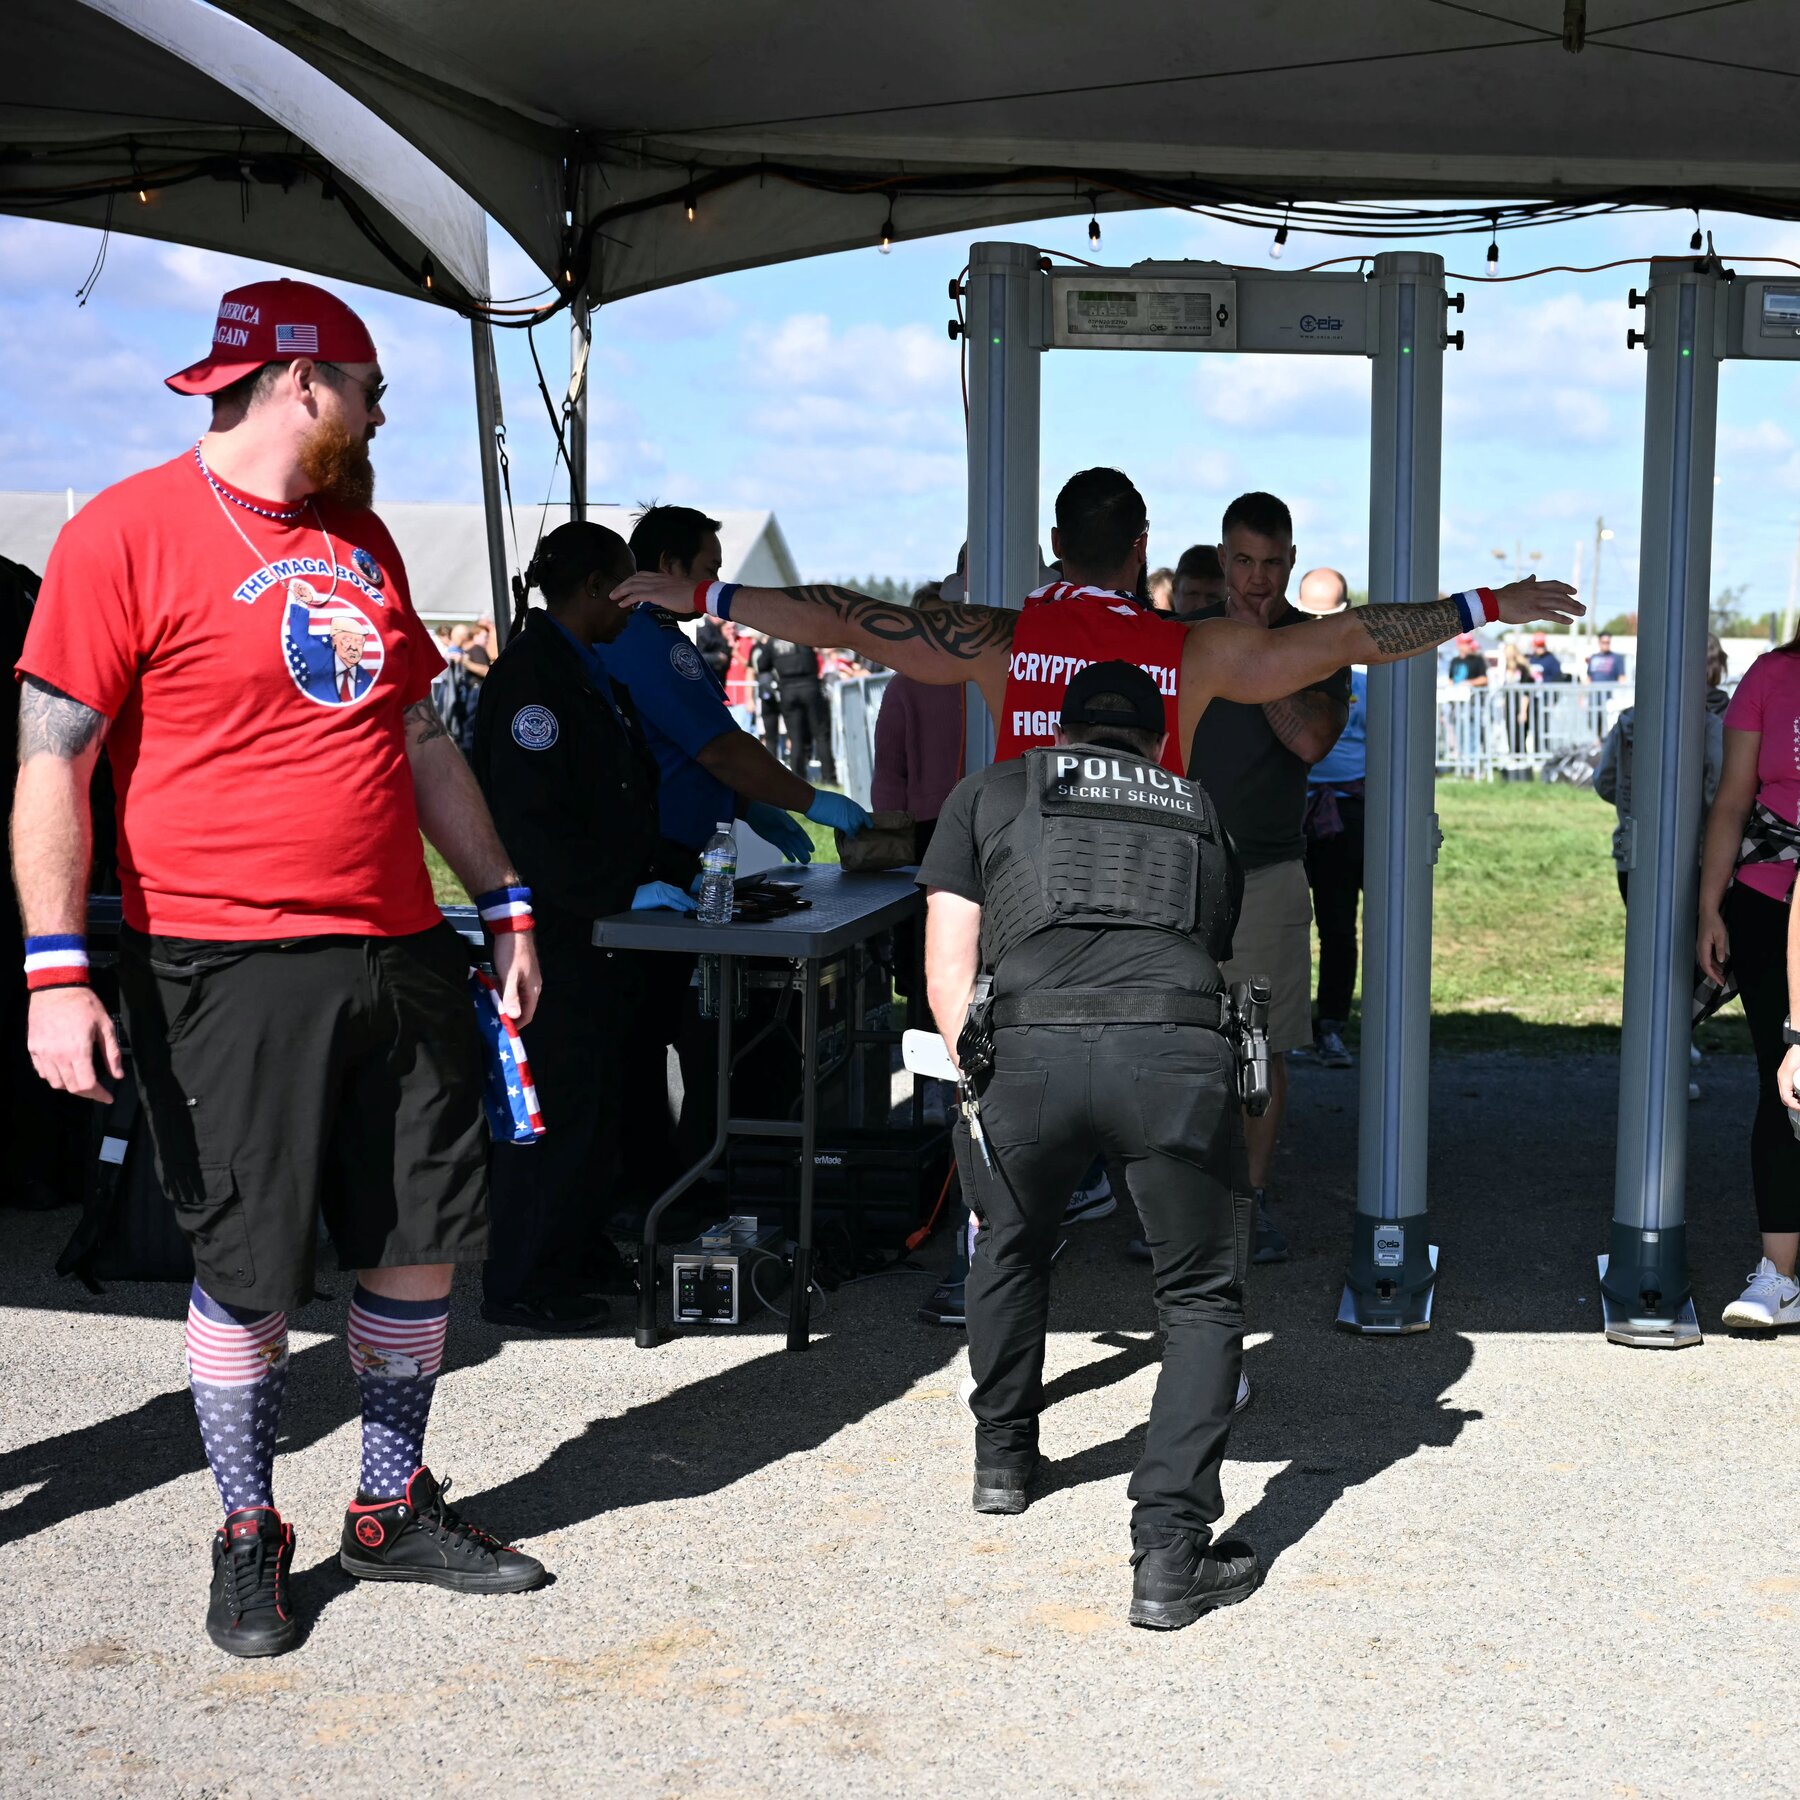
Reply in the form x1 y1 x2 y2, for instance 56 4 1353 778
4 0 489 307
212 0 1800 302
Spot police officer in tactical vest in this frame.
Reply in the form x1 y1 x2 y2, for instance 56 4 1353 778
916 660 1264 1630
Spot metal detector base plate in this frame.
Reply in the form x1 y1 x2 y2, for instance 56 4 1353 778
1337 1245 1439 1334
1596 1255 1703 1349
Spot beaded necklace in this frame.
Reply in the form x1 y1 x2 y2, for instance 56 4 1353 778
193 441 340 602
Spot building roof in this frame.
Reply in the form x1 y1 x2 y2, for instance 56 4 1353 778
0 491 801 620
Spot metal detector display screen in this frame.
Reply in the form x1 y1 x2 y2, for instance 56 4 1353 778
1054 280 1237 350
1760 287 1800 337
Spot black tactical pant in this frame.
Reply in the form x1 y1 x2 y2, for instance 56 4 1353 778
778 678 836 784
958 1021 1250 1544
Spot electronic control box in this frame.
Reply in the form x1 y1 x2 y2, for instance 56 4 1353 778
670 1217 787 1326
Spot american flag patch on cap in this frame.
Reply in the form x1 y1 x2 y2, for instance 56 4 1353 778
275 323 319 354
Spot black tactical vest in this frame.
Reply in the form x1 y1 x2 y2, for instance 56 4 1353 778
979 745 1240 995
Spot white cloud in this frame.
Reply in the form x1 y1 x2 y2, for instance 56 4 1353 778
1719 419 1795 457
742 313 954 401
1197 355 1368 433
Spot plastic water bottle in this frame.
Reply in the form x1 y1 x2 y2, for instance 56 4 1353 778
697 821 737 925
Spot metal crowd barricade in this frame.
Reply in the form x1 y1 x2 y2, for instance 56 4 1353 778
1436 682 1630 779
827 671 892 808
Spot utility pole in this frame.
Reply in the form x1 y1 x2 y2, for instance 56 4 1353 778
1592 516 1614 632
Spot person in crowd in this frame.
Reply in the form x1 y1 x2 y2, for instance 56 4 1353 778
696 611 733 683
462 616 495 685
1585 633 1627 684
722 622 759 731
1598 634 1726 906
770 636 837 782
432 622 454 656
1526 631 1565 684
919 661 1258 1628
1181 492 1351 1264
447 621 472 658
1290 569 1363 1069
619 504 869 1185
1501 639 1536 755
471 522 700 1335
612 467 1579 1275
751 632 784 757
1171 543 1229 619
13 279 547 1659
1701 631 1800 1329
1147 566 1176 613
1446 630 1490 771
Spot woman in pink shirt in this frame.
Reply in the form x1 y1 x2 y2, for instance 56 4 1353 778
1700 644 1800 1327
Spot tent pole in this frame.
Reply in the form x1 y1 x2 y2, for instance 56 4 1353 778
963 242 1044 772
1598 267 1722 1349
1339 251 1446 1334
470 317 513 648
569 290 591 521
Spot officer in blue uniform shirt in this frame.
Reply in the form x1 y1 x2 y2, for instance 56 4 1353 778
614 506 872 1177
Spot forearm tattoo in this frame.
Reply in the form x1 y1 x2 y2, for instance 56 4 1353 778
778 586 1016 663
18 677 107 759
1357 598 1462 660
403 698 449 745
1264 687 1342 747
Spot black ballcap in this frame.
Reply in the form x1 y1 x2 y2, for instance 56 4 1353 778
1059 659 1165 736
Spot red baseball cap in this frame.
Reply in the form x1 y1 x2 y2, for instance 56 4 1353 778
166 279 378 396
1531 632 1548 649
1455 632 1476 647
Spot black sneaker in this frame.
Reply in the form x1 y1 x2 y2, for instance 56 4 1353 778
1128 1530 1262 1630
339 1467 548 1594
480 1293 610 1335
206 1506 297 1658
972 1454 1039 1515
917 1278 966 1327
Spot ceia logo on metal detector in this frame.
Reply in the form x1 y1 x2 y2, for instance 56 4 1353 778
1373 1226 1405 1268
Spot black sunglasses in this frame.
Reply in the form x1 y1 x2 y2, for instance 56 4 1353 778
319 362 388 408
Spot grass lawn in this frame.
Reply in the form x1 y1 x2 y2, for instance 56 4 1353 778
428 781 1745 1057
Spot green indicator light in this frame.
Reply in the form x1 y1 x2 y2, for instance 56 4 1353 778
1402 344 1412 354
1682 346 1691 356
992 335 1001 345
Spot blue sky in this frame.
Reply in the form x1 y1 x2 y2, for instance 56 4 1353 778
6 203 1800 617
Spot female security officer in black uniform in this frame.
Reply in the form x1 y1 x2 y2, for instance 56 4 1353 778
472 522 698 1333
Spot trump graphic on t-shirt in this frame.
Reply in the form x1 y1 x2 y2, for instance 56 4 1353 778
282 580 384 706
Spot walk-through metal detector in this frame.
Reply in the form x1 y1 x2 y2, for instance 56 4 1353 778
1600 262 1800 1347
963 242 1456 1331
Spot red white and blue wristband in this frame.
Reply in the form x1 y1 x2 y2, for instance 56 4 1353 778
24 934 90 992
695 581 740 621
1450 588 1501 634
475 886 535 935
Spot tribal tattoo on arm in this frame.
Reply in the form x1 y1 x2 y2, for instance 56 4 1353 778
1355 598 1463 660
774 585 1016 672
18 677 108 760
403 697 449 747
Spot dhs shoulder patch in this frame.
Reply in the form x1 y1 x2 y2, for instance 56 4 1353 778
669 638 705 681
511 705 559 750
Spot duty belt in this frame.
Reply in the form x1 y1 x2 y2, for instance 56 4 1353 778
991 987 1228 1030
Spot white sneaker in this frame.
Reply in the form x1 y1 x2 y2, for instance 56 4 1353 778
1721 1258 1800 1329
1063 1169 1116 1225
1234 1371 1251 1414
958 1374 977 1419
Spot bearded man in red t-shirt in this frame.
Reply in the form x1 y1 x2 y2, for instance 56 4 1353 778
12 280 549 1658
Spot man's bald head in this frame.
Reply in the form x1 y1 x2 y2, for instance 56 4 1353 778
1295 567 1349 616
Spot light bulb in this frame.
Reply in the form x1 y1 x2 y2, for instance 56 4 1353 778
1485 240 1500 277
136 188 149 204
879 215 894 254
422 256 434 291
1269 224 1288 261
685 194 696 224
1690 214 1704 252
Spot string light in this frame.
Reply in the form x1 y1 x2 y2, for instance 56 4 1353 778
1485 218 1500 277
1087 192 1102 251
1269 206 1290 261
136 188 148 205
879 211 894 253
422 255 435 292
1690 210 1704 253
685 191 697 223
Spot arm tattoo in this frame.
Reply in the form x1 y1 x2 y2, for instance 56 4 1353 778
1263 687 1344 752
1357 599 1461 659
779 586 1016 663
18 677 107 759
403 697 449 746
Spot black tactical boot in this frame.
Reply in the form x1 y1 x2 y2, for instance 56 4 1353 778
972 1453 1039 1516
205 1507 298 1657
1128 1530 1262 1629
339 1466 548 1593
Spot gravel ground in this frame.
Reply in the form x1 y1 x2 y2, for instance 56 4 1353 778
2 1049 1794 1798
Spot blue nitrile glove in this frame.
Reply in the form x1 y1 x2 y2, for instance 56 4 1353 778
742 800 813 863
631 880 697 913
806 789 873 836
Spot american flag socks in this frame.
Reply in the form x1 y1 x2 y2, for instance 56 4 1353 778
185 1282 290 1514
345 1286 450 1501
